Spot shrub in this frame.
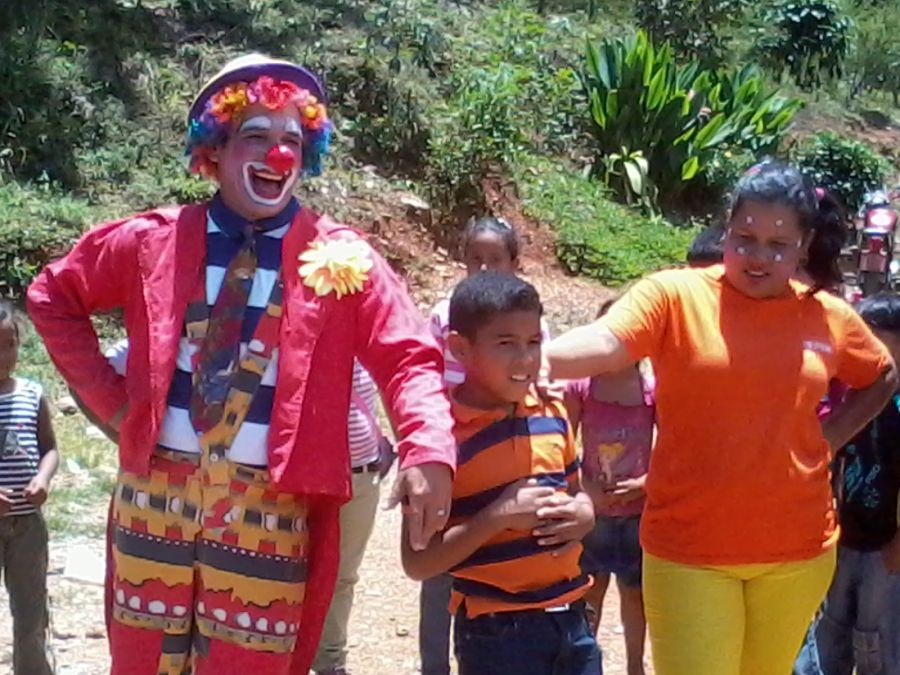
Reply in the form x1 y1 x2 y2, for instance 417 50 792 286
581 31 801 210
635 0 749 65
845 4 900 105
756 0 852 90
0 180 101 299
794 131 891 213
426 65 530 208
516 159 697 284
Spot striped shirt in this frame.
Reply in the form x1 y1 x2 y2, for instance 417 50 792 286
0 379 44 517
156 196 294 466
447 392 589 617
348 360 381 468
430 296 552 387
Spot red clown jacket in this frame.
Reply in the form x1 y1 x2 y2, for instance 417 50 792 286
26 203 456 673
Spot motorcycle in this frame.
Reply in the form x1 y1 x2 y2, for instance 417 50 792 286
856 189 898 296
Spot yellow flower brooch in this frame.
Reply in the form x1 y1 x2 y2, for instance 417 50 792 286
298 238 373 298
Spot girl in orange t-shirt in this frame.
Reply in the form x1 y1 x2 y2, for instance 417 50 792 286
548 161 898 675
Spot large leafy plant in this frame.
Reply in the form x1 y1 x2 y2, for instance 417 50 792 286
756 0 852 90
582 31 801 209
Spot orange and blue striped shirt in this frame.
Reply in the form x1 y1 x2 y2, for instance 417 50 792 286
448 392 590 617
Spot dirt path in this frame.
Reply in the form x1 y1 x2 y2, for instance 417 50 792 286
0 475 647 674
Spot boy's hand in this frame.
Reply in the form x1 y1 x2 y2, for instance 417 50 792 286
532 492 595 546
883 533 900 574
0 488 12 515
490 479 557 531
24 476 49 507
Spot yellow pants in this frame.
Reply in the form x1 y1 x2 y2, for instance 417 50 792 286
643 548 836 675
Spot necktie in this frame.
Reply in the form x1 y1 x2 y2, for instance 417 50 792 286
190 225 258 433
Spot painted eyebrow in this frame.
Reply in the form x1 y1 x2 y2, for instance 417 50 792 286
284 118 303 136
238 116 272 133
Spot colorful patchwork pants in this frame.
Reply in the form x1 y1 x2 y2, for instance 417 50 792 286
108 452 308 675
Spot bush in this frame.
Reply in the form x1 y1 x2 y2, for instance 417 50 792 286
516 159 697 284
846 4 900 105
756 0 852 90
426 65 529 207
0 181 102 299
635 0 749 65
794 131 891 213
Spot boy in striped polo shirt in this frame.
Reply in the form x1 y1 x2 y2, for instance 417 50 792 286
402 272 600 675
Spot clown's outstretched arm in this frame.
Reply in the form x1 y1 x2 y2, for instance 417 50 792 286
26 218 141 428
355 244 456 552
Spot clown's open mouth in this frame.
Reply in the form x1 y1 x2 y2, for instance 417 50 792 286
242 162 296 205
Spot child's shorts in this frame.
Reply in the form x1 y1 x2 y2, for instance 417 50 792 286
580 514 642 588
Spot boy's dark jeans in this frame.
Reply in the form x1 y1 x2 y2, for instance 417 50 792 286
454 603 602 675
0 512 53 675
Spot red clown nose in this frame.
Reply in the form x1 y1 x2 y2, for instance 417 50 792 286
265 144 296 175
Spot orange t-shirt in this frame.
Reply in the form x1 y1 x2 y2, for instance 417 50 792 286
604 265 891 565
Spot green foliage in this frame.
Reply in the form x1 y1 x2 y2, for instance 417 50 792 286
757 0 853 90
0 181 100 299
600 148 656 212
845 3 900 104
794 131 891 212
634 0 749 65
516 159 696 284
427 65 529 206
582 31 802 209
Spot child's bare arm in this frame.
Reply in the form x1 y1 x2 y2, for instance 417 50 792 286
402 479 557 581
401 510 502 581
26 396 60 507
563 388 583 438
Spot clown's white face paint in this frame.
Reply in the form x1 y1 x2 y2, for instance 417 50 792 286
213 103 304 220
284 117 302 136
239 116 273 133
238 116 302 207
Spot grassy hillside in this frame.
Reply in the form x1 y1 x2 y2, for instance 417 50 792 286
2 0 898 293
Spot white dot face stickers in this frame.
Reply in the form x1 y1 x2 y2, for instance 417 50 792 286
736 245 749 256
746 216 754 225
775 219 784 228
773 252 784 263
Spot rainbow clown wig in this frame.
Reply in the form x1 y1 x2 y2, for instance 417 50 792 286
185 54 333 178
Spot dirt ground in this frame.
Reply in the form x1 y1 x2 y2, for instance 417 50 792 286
0 476 649 675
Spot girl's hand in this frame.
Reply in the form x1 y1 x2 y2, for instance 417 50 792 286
0 488 12 515
24 476 49 506
608 475 647 504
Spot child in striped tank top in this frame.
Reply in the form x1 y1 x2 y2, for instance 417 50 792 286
0 301 59 674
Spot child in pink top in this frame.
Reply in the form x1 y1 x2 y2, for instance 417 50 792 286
564 296 655 675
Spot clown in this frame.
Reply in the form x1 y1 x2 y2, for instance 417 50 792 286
27 54 455 674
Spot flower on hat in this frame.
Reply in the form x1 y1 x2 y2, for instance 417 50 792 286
298 238 373 299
